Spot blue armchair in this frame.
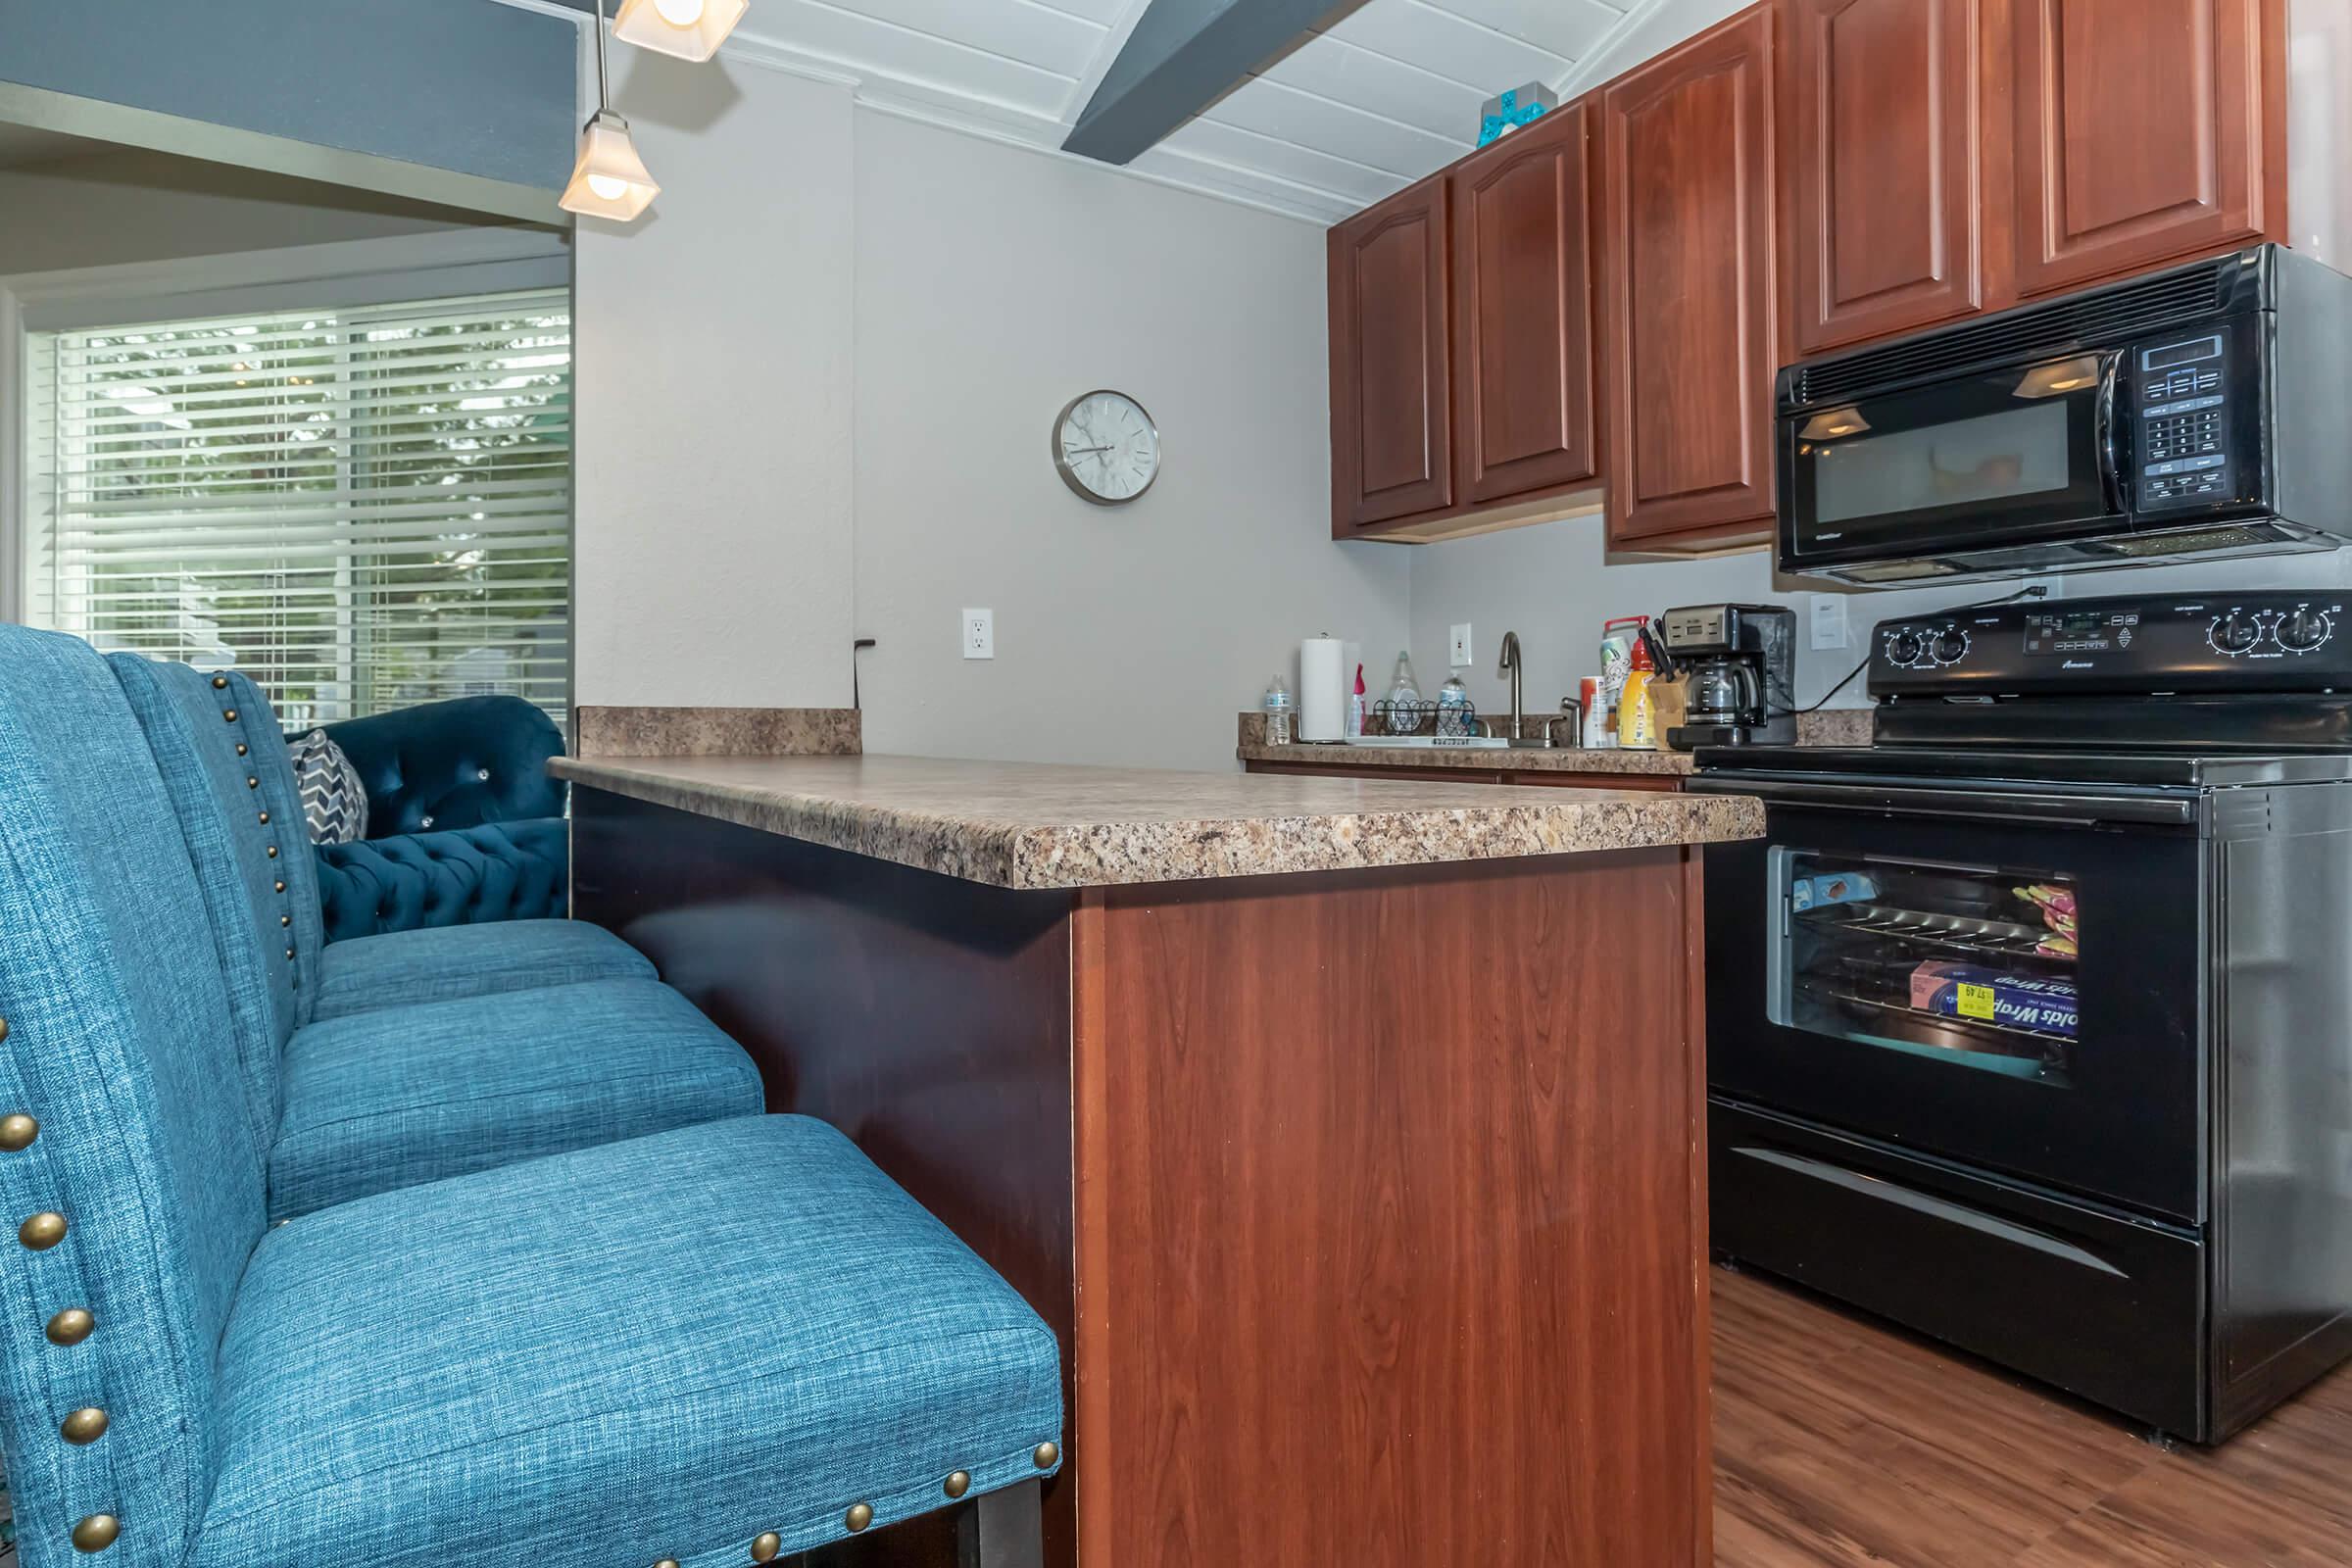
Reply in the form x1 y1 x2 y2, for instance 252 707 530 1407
301 696 570 943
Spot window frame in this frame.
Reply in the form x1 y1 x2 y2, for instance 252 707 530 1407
2 226 573 723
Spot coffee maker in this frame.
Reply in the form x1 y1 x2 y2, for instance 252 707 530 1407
1658 604 1796 748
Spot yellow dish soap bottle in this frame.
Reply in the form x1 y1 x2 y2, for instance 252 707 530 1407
1620 639 1659 750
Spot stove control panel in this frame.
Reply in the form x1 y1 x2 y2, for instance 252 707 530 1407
1871 591 2352 698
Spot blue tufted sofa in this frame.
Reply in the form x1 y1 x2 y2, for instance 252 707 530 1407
0 623 1063 1568
301 696 570 943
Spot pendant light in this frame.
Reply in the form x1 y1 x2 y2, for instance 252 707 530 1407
560 0 661 221
612 0 748 62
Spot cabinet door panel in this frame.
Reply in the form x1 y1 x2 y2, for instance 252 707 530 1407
1451 99 1598 506
1784 0 1987 353
1329 178 1452 532
1600 8 1778 545
2012 0 2281 297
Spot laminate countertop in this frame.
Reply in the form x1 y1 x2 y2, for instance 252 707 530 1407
551 753 1763 891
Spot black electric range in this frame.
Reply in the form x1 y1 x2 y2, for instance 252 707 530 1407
1684 590 2352 1444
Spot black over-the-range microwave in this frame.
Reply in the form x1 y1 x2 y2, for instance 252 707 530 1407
1777 244 2352 586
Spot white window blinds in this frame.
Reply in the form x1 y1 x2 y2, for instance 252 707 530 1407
22 288 571 732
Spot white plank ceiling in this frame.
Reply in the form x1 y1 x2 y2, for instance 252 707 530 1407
702 0 1685 223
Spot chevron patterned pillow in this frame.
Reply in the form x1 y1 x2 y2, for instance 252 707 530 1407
291 729 369 845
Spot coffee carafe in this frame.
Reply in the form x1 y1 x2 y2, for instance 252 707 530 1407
1656 604 1797 749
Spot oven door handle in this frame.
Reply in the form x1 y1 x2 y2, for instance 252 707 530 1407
1690 774 2200 826
2095 348 2127 514
1730 1147 2129 1277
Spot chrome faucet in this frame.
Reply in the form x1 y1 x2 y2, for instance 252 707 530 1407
1497 630 1526 742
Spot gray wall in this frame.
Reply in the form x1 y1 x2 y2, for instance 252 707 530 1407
572 48 859 714
851 111 1410 770
571 52 1412 770
0 0 576 189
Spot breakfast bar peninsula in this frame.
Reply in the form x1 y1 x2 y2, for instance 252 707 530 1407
554 721 1761 1568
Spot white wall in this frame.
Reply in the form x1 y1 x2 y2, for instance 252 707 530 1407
1408 524 2352 723
0 149 490 275
571 53 1411 766
850 112 1410 770
571 49 858 710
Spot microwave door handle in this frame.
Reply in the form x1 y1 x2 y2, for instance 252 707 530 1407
2095 350 2127 514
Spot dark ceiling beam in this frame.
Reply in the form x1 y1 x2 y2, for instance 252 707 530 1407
1063 0 1356 166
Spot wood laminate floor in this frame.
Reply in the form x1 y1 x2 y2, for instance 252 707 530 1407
1712 1264 2352 1566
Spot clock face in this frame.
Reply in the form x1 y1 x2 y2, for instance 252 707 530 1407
1054 390 1159 505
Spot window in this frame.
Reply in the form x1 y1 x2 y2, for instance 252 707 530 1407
21 287 571 732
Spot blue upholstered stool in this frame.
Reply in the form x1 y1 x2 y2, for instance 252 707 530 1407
108 655 653 1020
0 624 1062 1568
101 650 760 1218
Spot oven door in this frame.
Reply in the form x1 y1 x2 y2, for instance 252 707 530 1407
1693 777 2206 1222
1779 348 2125 573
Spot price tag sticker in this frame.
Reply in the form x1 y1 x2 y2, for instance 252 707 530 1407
1956 982 1998 1021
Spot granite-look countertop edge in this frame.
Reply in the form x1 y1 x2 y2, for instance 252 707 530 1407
553 755 1764 891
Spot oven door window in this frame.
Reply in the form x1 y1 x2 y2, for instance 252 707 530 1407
1769 851 2080 1084
1784 352 2117 564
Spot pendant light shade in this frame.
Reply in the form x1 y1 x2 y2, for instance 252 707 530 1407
612 0 748 62
560 110 660 220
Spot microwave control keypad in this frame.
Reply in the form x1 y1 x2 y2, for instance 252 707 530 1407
2136 336 2231 506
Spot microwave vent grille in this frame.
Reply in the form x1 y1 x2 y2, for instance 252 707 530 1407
1792 259 2234 406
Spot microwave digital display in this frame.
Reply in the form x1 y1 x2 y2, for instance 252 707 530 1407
2141 335 2224 371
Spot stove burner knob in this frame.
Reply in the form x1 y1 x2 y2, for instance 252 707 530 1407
2212 612 2261 655
2278 608 2332 654
1931 629 1969 664
1886 629 1926 666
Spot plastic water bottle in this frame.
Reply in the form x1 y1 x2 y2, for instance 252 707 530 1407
1437 674 1472 740
1263 677 1295 746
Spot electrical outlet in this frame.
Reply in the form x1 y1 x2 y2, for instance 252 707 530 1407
1808 594 1848 652
961 608 994 661
1449 623 1474 667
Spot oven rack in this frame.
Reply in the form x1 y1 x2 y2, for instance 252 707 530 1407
1800 979 2076 1056
1799 902 2070 964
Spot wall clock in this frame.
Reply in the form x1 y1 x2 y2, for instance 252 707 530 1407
1053 389 1160 505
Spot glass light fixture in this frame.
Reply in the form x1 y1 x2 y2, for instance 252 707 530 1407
560 0 661 221
612 0 748 62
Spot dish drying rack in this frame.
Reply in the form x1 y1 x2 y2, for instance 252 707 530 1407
1366 697 1481 741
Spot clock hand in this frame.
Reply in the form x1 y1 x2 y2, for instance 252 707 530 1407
1063 444 1112 458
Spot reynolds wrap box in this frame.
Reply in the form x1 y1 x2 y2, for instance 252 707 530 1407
1909 961 2079 1038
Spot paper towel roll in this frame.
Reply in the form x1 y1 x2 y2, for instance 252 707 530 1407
1299 636 1345 741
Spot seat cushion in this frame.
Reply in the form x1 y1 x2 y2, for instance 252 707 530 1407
202 1116 1062 1568
269 977 761 1219
312 916 655 1021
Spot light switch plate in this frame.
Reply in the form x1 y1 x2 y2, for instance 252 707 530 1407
1808 594 1848 652
962 608 994 660
1449 623 1473 667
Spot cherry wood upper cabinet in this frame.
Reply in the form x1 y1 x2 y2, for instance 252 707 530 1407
2009 0 2285 298
1328 175 1451 534
1449 99 1598 507
1781 0 1992 355
1599 7 1779 547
